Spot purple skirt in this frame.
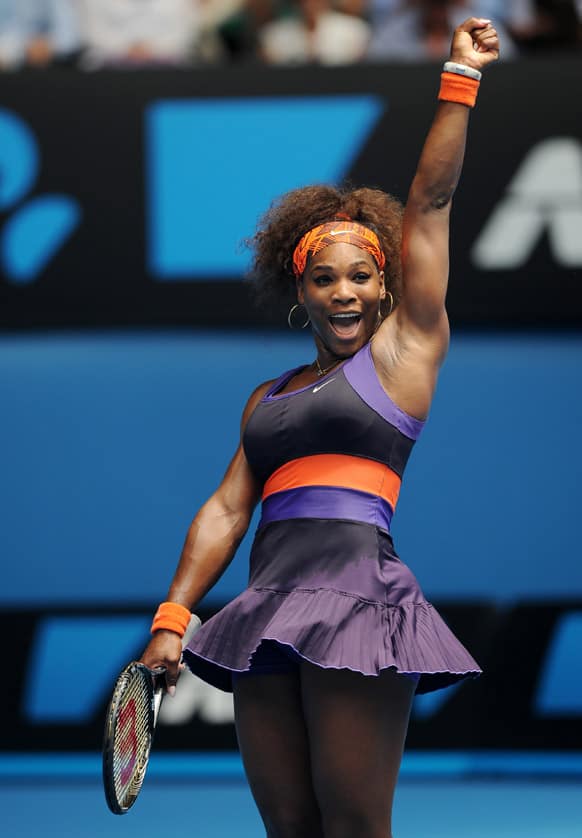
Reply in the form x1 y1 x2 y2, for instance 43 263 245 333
183 519 481 694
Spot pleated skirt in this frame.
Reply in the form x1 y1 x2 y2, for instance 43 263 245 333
183 518 481 694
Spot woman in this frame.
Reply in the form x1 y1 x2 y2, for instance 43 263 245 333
142 18 499 838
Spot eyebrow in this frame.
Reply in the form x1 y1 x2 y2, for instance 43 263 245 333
311 260 371 272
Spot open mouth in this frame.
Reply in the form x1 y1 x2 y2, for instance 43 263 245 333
328 312 362 338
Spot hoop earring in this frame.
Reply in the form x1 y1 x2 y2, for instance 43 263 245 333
287 303 310 330
385 290 394 317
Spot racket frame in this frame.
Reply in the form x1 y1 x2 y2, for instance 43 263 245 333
102 615 200 814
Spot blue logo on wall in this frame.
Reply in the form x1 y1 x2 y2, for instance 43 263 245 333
0 108 81 284
24 616 151 722
146 95 384 279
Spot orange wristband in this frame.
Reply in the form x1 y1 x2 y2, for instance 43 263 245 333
151 601 191 637
438 72 480 108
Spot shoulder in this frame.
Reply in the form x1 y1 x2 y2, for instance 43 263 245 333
368 312 448 420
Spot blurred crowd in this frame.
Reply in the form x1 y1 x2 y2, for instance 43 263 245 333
0 0 580 69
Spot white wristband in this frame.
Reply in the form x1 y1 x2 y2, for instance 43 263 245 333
443 61 482 82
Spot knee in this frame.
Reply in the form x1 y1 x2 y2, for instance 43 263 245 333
263 807 323 838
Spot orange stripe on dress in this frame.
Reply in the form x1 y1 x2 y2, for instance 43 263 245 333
262 454 401 510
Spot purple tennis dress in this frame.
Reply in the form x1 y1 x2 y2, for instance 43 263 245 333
183 342 481 694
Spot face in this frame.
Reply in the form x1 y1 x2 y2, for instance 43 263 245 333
297 242 386 359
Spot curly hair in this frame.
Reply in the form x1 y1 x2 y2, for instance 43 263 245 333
247 184 404 317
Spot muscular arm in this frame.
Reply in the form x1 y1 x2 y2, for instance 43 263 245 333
372 19 499 414
140 379 271 683
167 444 260 609
397 18 500 345
399 100 470 338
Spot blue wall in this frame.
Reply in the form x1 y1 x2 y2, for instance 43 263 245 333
1 330 580 606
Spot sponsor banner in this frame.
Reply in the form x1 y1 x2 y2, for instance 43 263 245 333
0 60 581 328
5 602 582 753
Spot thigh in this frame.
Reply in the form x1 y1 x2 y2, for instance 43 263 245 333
233 670 324 838
300 664 416 838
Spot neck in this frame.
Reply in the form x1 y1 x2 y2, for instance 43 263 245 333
314 355 342 377
313 334 371 375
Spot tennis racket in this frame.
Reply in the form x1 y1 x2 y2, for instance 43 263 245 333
102 613 201 814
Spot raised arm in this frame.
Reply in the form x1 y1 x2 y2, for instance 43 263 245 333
396 19 499 347
139 380 270 689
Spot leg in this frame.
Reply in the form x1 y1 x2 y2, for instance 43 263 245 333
233 670 324 838
300 664 416 838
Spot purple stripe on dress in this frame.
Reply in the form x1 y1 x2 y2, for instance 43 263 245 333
259 486 393 532
264 364 307 399
343 343 425 441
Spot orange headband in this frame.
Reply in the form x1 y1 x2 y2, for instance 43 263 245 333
292 221 386 277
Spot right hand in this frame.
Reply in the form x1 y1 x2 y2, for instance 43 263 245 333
140 630 184 696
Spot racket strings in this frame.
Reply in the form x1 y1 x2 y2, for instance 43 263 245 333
111 669 153 808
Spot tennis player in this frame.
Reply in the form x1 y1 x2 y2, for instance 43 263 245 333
141 19 499 837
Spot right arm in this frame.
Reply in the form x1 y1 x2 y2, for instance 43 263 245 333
140 380 271 687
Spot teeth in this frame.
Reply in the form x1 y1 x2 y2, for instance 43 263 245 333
330 313 360 320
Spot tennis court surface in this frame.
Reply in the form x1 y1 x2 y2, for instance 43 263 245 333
2 754 580 837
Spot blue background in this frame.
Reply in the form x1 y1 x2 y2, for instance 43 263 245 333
2 329 580 607
146 96 383 277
